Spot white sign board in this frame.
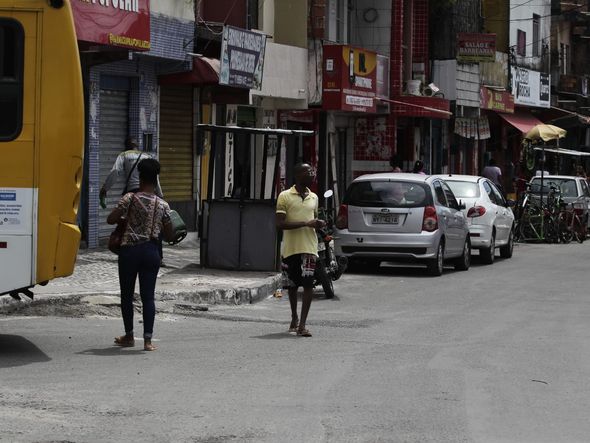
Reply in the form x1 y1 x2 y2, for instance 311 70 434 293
511 67 550 108
0 188 33 234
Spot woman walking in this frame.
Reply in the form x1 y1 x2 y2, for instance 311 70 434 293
107 158 173 351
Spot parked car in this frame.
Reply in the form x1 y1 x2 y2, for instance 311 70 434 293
528 175 590 229
333 173 471 276
433 174 515 264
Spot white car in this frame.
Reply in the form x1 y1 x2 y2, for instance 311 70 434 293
434 175 515 264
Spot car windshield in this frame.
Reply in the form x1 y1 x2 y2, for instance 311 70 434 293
445 180 480 198
530 178 578 197
343 180 432 208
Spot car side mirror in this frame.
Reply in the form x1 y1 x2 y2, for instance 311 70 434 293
458 200 466 210
505 199 516 208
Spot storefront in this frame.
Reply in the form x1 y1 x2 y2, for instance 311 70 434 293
71 0 195 247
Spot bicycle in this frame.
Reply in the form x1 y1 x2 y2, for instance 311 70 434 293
557 199 586 244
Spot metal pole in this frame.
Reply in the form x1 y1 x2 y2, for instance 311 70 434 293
539 143 549 240
271 134 283 200
207 130 216 202
260 133 269 199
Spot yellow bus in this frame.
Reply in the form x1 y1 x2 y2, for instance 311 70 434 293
0 0 83 299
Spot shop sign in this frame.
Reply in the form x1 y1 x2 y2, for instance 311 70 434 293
219 26 267 90
480 87 514 113
511 67 550 108
71 0 150 51
323 45 377 113
457 33 496 63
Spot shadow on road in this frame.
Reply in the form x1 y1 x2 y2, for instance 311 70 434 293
0 334 51 368
251 332 299 340
76 347 147 356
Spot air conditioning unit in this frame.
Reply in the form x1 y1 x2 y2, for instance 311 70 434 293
423 83 440 97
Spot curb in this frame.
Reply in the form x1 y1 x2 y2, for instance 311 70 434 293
0 274 282 314
155 274 282 305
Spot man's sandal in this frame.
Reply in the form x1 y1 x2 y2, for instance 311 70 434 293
144 341 157 351
297 328 312 337
114 336 135 347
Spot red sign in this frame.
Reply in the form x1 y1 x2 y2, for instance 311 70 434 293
323 45 377 113
480 86 515 113
457 33 496 63
71 0 151 51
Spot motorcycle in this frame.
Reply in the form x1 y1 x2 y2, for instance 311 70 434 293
314 190 348 299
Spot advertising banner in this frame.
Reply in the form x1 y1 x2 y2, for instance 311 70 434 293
480 86 514 113
323 45 377 113
70 0 150 51
457 33 496 63
511 67 550 108
219 26 267 90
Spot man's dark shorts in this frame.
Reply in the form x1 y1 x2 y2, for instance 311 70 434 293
282 254 316 289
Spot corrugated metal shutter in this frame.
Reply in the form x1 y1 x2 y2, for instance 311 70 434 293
159 86 193 201
98 89 129 240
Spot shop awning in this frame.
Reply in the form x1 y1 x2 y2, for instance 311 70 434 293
498 111 544 133
158 56 220 86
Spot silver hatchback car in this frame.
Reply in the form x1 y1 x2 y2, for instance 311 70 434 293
334 173 471 276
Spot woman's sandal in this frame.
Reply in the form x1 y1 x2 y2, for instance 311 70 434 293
114 335 135 347
288 319 299 333
144 341 157 351
297 328 312 337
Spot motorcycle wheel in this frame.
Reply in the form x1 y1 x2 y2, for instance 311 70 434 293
316 260 335 299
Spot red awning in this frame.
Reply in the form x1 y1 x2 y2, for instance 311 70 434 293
158 56 220 86
498 111 544 133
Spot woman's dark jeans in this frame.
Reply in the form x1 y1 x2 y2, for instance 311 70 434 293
118 241 160 339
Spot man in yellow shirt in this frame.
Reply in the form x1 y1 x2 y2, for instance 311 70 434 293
276 163 325 337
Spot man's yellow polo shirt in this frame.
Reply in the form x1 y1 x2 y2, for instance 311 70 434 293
276 186 318 258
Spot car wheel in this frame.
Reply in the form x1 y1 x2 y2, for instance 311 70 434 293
499 229 514 258
480 232 495 264
454 238 471 271
427 241 444 276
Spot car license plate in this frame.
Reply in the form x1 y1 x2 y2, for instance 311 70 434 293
372 214 399 224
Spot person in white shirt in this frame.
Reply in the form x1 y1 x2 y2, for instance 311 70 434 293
100 137 163 199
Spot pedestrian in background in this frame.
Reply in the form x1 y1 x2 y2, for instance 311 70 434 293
100 136 165 265
390 155 402 173
276 163 325 337
482 158 503 190
413 160 426 174
107 158 173 351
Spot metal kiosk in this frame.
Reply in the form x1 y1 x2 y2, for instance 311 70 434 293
197 124 314 271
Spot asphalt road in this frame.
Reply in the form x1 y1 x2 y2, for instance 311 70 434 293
2 242 590 442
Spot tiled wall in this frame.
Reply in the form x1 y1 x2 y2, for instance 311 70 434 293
390 0 404 96
412 0 429 79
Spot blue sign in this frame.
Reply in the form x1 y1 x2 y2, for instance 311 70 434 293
0 193 16 201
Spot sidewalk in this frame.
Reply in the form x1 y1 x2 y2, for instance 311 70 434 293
0 233 281 313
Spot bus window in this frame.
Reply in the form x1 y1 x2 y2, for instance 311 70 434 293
0 19 24 141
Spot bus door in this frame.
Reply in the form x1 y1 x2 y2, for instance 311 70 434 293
0 11 37 295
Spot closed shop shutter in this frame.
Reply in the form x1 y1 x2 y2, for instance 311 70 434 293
98 89 129 241
159 86 193 202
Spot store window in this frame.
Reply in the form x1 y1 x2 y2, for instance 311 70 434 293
517 29 526 57
532 14 540 57
0 19 24 141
